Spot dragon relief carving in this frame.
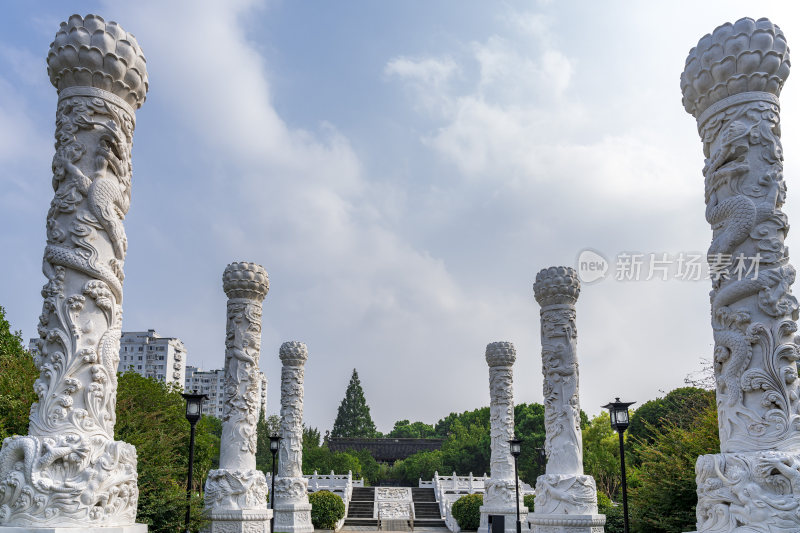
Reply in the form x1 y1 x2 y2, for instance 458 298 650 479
0 434 138 526
701 98 800 453
205 469 268 513
540 309 583 476
45 96 134 301
278 366 305 482
696 451 800 532
534 474 598 516
222 301 263 456
682 15 800 533
0 13 149 529
272 343 313 532
0 94 139 527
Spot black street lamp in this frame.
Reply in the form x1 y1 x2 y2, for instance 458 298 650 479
269 434 282 533
534 446 546 476
602 398 635 533
182 390 208 533
508 438 523 533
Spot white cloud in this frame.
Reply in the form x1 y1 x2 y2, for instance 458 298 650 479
385 56 458 88
99 0 535 431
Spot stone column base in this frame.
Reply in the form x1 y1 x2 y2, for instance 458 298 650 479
207 509 272 533
273 502 313 533
696 450 800 532
0 525 147 533
480 505 529 533
528 514 605 533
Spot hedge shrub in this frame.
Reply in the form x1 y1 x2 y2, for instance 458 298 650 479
451 493 483 531
309 490 346 530
523 494 535 512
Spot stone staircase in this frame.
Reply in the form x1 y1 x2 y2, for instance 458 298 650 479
412 487 446 528
344 486 377 527
343 486 447 529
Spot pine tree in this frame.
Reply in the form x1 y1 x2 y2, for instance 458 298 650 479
331 369 377 438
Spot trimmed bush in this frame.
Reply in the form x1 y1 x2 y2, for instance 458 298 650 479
451 493 483 531
309 490 346 530
523 494 535 512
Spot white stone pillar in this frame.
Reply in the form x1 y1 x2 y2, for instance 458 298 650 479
204 262 271 533
529 267 605 533
0 14 148 532
273 341 313 533
681 17 800 533
480 342 528 533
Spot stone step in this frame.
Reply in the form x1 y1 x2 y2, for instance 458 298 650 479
348 506 374 512
414 502 441 509
348 507 374 512
344 518 378 527
413 519 448 528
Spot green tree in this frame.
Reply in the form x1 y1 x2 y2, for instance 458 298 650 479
392 450 444 484
115 372 218 533
303 446 363 477
627 387 714 450
441 417 491 476
513 403 546 482
304 426 322 449
0 306 38 441
434 406 489 438
352 449 381 485
331 369 377 438
628 392 719 533
387 419 437 438
256 414 281 472
582 412 622 500
432 404 549 484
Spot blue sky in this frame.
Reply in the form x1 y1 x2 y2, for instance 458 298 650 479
3 1 800 433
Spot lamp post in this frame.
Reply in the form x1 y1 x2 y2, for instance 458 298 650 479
269 434 282 533
182 390 208 533
602 398 635 533
508 438 522 533
534 446 546 477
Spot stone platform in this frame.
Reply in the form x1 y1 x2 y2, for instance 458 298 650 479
528 513 606 533
0 526 147 533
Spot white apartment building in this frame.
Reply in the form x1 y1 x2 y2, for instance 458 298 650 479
185 365 267 420
185 366 225 417
118 329 187 386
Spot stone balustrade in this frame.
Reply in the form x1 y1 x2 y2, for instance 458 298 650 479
424 471 534 533
266 469 360 531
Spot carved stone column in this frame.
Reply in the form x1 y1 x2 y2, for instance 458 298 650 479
479 342 528 533
530 267 604 533
681 17 800 533
273 341 313 533
204 262 271 533
0 14 147 532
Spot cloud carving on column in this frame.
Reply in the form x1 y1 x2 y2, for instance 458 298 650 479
682 17 800 533
0 14 148 528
